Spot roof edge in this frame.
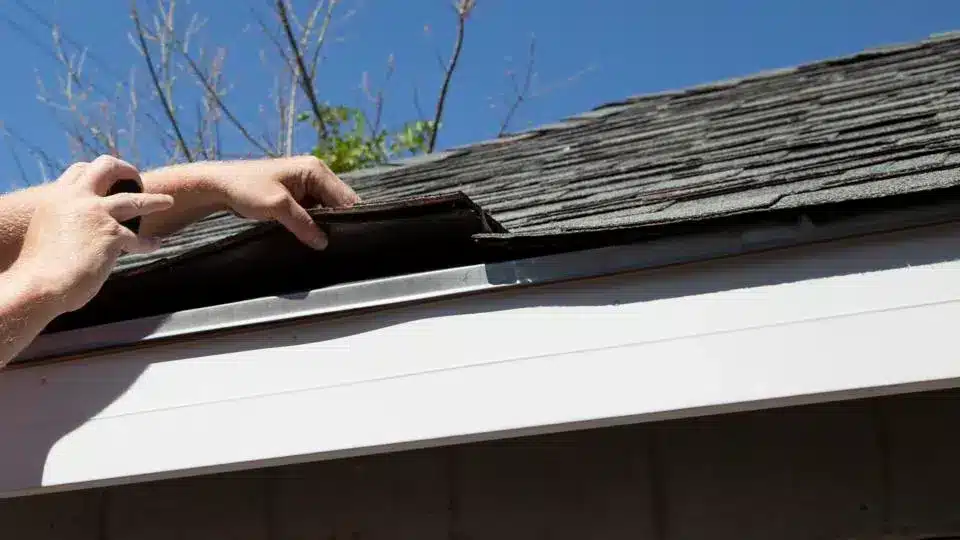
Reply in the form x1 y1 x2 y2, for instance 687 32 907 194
20 185 960 364
336 29 960 181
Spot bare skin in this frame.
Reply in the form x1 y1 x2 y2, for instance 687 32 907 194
0 154 360 366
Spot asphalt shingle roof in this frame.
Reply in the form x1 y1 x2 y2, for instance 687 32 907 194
117 32 960 274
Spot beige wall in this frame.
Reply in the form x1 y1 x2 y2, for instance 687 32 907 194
4 388 960 540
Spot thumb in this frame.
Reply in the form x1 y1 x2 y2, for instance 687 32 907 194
274 195 329 250
103 192 175 223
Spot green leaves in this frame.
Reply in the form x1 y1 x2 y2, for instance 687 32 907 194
298 105 437 174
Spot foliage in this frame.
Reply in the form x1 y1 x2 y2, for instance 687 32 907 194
302 106 436 174
2 0 590 184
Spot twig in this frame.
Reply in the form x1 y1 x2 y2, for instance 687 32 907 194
361 54 395 136
249 6 295 70
142 110 177 161
422 23 449 74
195 102 210 160
427 0 474 153
413 85 427 121
0 123 64 178
130 2 193 162
1 129 30 188
283 0 332 155
45 26 121 155
62 117 105 158
175 38 276 156
8 0 136 99
127 67 142 165
275 0 329 139
498 35 536 137
307 1 337 81
284 70 297 155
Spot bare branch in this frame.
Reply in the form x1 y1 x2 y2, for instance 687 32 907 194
41 24 123 157
130 1 193 161
427 0 474 153
127 67 142 165
307 1 337 81
264 0 334 155
413 85 427 121
283 70 297 156
142 110 177 160
275 0 329 139
175 39 277 156
249 6 295 70
362 54 395 137
8 0 136 100
0 123 64 179
1 128 31 188
498 34 535 137
422 23 450 74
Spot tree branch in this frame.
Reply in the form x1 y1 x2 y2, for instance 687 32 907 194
1 128 30 188
275 0 328 139
361 55 395 137
130 2 193 162
498 34 535 137
176 40 277 156
427 0 473 153
413 85 427 121
307 1 336 81
0 123 64 179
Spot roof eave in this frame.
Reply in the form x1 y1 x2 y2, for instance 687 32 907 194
4 204 960 498
18 188 960 364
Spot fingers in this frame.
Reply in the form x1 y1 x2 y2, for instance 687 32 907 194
102 192 175 223
298 156 361 208
113 224 162 255
78 155 143 196
273 195 329 250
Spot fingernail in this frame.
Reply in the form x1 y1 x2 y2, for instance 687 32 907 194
142 236 162 251
311 231 329 250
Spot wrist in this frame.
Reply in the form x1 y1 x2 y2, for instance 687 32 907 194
0 264 67 323
138 162 234 237
142 162 231 213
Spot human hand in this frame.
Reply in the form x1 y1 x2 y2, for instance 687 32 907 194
10 155 174 314
212 155 360 249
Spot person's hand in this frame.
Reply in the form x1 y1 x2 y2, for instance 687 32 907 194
10 155 174 314
212 156 360 249
140 155 361 250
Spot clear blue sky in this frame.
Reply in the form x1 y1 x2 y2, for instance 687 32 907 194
0 0 958 191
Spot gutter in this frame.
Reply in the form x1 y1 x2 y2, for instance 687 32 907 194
17 192 960 364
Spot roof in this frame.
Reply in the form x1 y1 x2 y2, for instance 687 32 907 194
46 32 960 332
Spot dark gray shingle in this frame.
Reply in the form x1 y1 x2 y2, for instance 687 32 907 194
116 33 960 272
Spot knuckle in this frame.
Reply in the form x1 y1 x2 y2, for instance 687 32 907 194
298 154 327 171
92 154 120 167
58 161 90 183
265 193 290 211
100 218 122 238
95 154 134 177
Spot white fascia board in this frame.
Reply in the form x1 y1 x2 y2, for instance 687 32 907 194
3 219 960 497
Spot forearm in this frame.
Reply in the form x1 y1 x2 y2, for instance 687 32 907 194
0 183 52 272
139 162 230 238
0 269 62 368
0 163 225 269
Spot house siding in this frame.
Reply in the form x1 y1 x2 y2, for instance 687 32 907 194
4 388 960 540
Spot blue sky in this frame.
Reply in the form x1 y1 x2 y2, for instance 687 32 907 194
0 0 958 191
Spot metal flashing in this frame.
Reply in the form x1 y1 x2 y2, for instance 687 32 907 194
18 193 960 364
43 192 504 334
7 215 960 497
